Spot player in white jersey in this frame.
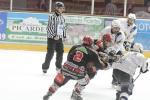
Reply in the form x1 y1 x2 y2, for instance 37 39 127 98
100 19 126 86
118 13 137 51
111 43 149 100
100 20 125 54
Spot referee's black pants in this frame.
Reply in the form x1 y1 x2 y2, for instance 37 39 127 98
42 38 64 70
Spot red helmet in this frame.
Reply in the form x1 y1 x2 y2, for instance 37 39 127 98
82 36 93 46
102 33 112 42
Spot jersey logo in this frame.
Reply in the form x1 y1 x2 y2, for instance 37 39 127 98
73 51 83 62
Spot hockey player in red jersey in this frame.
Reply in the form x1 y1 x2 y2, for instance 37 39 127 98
89 33 122 80
95 33 113 52
43 36 107 100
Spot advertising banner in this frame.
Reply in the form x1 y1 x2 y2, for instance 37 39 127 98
6 12 48 44
135 19 150 50
4 12 104 46
1 11 150 51
0 12 7 40
64 15 104 46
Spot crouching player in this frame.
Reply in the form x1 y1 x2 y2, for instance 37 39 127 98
111 43 149 100
43 36 107 100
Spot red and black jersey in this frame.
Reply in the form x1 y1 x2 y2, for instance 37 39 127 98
62 44 104 79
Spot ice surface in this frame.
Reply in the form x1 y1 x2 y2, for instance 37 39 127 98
0 49 149 100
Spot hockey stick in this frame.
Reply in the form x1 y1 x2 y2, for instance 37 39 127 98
133 61 149 83
133 71 142 83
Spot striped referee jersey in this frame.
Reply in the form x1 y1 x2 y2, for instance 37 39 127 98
47 12 66 39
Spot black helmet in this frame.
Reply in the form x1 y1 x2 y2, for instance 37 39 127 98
55 2 65 8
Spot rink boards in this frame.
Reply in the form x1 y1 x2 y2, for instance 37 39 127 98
0 11 150 58
0 43 150 58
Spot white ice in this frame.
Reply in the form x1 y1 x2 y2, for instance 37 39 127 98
0 49 150 100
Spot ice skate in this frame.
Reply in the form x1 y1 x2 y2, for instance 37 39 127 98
42 69 47 73
70 90 83 100
112 80 118 89
42 63 48 74
56 67 61 71
112 83 118 89
116 92 120 100
43 92 52 100
120 96 128 100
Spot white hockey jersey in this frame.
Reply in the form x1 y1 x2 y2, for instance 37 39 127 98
118 18 137 43
100 26 125 53
112 52 148 76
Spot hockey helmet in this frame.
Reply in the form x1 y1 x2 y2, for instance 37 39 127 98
55 2 65 8
102 33 112 47
82 36 93 46
103 33 112 42
128 13 136 20
111 20 121 28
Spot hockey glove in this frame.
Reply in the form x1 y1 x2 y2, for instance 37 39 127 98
109 50 116 56
124 41 131 51
140 62 149 73
140 68 148 73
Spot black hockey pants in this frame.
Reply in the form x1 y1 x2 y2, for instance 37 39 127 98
42 38 64 70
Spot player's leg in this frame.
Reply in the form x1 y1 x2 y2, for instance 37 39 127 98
86 62 97 79
115 71 134 100
55 40 64 70
112 69 119 87
70 74 90 100
42 38 56 73
43 72 69 100
116 82 134 100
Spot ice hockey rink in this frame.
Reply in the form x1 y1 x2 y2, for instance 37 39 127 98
0 49 149 100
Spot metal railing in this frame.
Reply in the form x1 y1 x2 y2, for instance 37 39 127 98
2 0 129 16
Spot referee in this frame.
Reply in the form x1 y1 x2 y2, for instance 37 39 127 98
42 1 66 73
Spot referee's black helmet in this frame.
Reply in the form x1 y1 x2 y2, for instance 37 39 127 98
55 2 65 8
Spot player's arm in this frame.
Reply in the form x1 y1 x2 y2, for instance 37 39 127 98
94 51 108 70
137 54 149 73
140 62 149 73
111 32 125 53
140 57 149 73
127 26 137 41
47 15 55 38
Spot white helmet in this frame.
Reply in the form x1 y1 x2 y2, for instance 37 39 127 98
132 43 143 53
111 20 121 28
128 13 136 20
